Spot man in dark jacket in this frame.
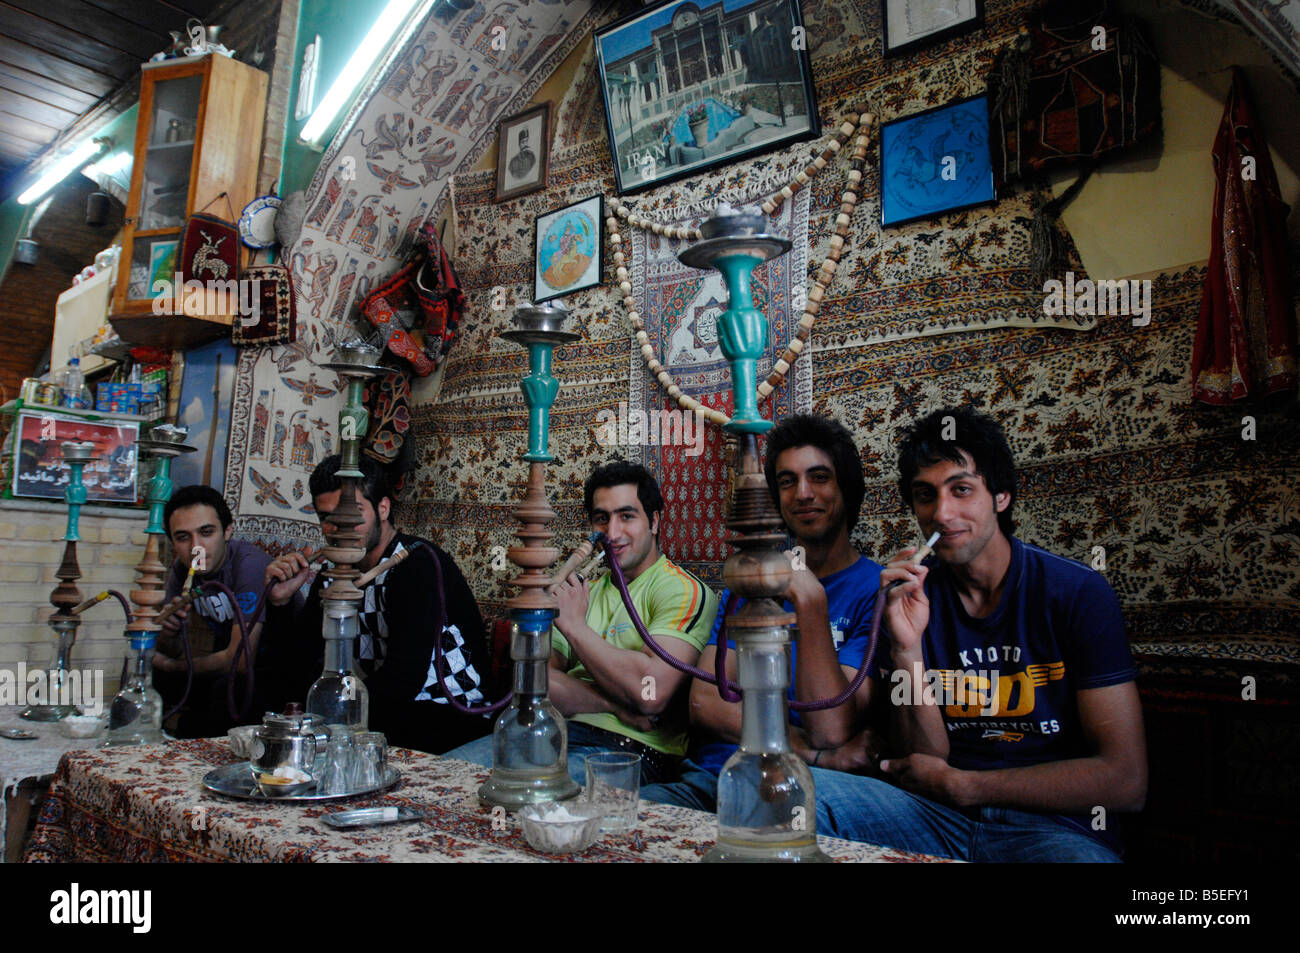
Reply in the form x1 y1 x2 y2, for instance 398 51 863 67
264 455 490 753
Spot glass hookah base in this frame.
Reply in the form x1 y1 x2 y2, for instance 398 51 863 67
477 765 581 812
101 725 167 747
19 704 80 722
704 831 833 863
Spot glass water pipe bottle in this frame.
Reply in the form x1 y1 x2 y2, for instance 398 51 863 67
107 426 193 746
23 441 97 721
478 302 581 810
679 205 831 862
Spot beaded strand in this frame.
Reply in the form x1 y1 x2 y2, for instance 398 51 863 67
605 110 873 427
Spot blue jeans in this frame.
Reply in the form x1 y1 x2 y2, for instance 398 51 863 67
641 758 719 811
810 770 1122 862
443 723 679 789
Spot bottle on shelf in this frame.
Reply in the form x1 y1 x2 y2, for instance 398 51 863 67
60 359 92 410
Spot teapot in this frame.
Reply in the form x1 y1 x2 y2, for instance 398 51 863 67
249 709 319 781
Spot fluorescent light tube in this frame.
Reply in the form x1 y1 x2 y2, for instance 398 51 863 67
18 140 101 205
299 0 430 145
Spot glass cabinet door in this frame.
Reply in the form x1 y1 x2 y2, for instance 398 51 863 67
126 72 202 303
139 74 202 231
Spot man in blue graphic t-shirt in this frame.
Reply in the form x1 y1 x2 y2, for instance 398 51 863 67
820 407 1147 862
641 414 887 810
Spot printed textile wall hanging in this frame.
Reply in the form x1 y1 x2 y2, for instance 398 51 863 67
226 0 598 555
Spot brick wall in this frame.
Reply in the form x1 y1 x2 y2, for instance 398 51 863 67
0 178 125 403
0 499 148 695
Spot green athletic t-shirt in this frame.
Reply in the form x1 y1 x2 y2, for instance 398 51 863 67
552 554 717 755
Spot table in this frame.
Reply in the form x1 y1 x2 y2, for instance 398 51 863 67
23 738 951 863
1 706 105 862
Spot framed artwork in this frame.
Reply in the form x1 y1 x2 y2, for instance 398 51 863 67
534 194 603 303
595 0 820 194
879 94 996 228
148 239 178 296
882 0 984 58
10 412 139 503
171 338 237 495
495 102 551 202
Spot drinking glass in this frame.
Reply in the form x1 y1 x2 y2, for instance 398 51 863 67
585 752 640 833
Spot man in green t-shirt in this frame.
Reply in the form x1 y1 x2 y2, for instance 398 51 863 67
447 461 717 785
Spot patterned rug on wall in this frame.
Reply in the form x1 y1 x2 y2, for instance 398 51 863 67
406 0 1300 659
226 0 603 554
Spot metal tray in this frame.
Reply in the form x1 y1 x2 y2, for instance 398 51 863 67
201 762 401 802
321 806 426 829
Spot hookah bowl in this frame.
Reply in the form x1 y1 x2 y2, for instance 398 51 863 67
308 341 396 730
104 428 195 746
23 441 97 722
478 302 582 811
678 206 830 862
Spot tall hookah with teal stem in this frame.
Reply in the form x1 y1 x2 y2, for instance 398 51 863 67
478 301 583 811
105 426 196 746
677 204 832 861
22 441 99 721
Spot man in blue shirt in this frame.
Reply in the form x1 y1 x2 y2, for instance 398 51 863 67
821 406 1147 861
641 414 886 811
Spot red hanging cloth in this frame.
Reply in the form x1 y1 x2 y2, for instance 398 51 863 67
1191 67 1297 405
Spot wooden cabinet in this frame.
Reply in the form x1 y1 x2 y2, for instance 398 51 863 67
109 54 267 349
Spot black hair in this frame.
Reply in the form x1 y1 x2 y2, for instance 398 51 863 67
896 407 1017 537
583 460 664 534
164 485 232 535
763 414 866 531
309 454 395 525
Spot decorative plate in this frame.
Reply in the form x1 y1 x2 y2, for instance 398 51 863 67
238 194 282 248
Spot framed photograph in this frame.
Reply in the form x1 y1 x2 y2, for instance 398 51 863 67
495 102 551 202
10 412 139 504
148 239 178 296
879 94 996 228
595 0 820 194
882 0 984 58
534 194 603 303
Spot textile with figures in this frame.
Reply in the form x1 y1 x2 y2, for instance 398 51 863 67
406 0 1299 662
225 1 601 554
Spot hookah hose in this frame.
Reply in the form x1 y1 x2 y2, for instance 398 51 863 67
603 538 884 712
159 578 262 722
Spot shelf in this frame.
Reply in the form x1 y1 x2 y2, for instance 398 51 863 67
0 399 156 424
109 311 233 349
147 139 196 152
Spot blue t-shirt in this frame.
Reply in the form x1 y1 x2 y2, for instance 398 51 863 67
693 555 883 775
908 537 1137 846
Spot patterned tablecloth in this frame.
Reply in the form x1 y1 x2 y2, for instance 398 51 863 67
23 739 949 863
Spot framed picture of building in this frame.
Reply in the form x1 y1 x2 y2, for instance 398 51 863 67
534 194 603 303
879 94 996 227
595 0 820 194
881 0 984 58
495 102 551 202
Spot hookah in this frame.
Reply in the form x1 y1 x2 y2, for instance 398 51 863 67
105 424 196 746
477 302 583 811
305 341 395 728
22 441 127 720
677 203 830 861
